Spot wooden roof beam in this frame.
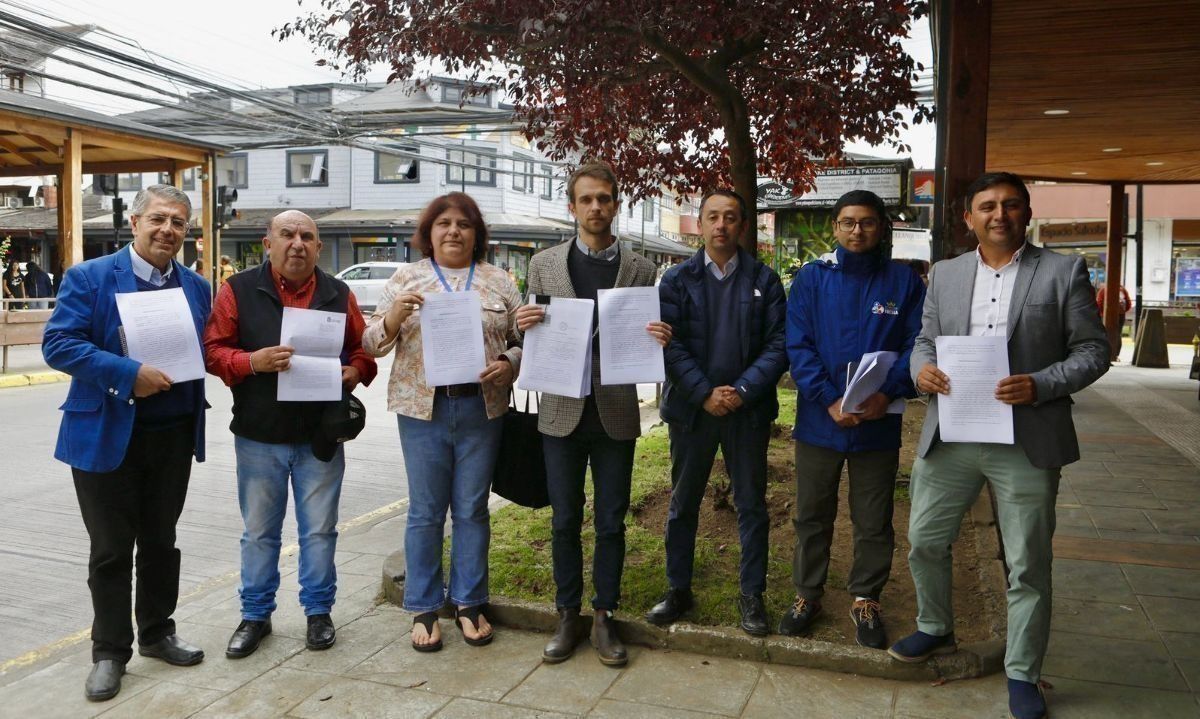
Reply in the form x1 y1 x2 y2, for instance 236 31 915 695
0 135 43 165
0 158 179 178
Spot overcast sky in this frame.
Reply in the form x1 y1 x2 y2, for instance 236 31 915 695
12 0 935 167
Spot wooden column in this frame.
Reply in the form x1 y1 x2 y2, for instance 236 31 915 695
933 0 991 259
1103 183 1126 359
200 154 216 295
57 128 83 269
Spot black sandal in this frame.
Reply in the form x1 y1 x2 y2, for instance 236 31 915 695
454 604 494 647
411 611 443 653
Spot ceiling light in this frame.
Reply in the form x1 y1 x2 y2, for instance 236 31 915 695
1043 109 1070 115
1102 147 1122 152
1146 161 1165 166
1071 171 1087 176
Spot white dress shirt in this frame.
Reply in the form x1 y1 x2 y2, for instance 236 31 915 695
703 249 739 280
574 235 619 262
129 247 174 287
969 244 1025 337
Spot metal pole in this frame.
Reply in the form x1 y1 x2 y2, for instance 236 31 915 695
1134 184 1144 338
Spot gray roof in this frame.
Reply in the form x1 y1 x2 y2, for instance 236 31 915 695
0 24 95 66
0 90 228 152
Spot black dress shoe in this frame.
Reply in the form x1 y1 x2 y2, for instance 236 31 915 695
542 607 581 663
645 587 694 626
85 660 125 702
778 596 822 636
590 610 627 667
226 619 272 659
138 634 205 666
306 613 336 650
738 593 770 637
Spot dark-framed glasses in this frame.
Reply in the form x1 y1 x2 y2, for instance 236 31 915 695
835 218 880 232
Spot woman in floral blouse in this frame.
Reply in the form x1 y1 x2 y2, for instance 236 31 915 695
362 193 522 653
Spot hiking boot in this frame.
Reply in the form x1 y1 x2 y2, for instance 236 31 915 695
777 596 821 636
850 598 887 649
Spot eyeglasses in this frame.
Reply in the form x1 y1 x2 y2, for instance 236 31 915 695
140 214 191 232
835 218 880 232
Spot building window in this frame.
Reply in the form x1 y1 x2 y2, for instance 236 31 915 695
118 173 142 191
216 154 248 188
294 88 331 106
374 147 420 183
5 72 23 92
157 167 196 191
643 201 655 222
446 147 496 187
512 155 535 193
441 82 491 107
287 149 329 187
540 164 553 199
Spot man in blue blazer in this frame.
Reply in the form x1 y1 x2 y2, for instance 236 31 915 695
43 184 210 702
650 189 788 636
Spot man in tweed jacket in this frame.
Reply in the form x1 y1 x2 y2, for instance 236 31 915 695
516 162 670 667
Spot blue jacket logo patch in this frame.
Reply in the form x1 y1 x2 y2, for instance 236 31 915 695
871 301 900 316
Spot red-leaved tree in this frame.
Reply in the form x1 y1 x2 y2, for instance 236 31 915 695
279 0 929 251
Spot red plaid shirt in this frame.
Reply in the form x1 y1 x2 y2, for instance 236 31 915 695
204 266 377 388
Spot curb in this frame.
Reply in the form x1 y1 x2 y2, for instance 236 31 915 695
381 550 1003 682
0 371 68 388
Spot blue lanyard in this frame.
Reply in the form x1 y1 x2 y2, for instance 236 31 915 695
430 259 475 292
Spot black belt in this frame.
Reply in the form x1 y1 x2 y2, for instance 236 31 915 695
437 383 481 397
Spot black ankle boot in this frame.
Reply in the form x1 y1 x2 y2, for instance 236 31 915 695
542 607 581 663
590 610 627 667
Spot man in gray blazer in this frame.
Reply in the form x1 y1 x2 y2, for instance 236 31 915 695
887 172 1108 719
515 162 670 667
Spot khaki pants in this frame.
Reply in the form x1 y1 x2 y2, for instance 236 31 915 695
908 441 1060 683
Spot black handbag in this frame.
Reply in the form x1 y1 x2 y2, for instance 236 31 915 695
492 390 550 508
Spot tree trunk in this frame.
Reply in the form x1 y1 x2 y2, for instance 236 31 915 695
724 99 759 254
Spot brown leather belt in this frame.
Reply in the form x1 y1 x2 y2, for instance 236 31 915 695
437 383 481 397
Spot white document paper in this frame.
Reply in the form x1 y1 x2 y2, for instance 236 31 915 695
517 297 595 398
278 307 346 401
935 335 1014 444
419 291 487 387
114 287 205 383
842 351 906 415
597 287 665 385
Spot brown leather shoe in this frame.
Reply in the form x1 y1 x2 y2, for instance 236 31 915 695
542 607 581 663
590 610 627 667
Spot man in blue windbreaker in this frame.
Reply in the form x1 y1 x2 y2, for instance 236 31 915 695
780 189 925 649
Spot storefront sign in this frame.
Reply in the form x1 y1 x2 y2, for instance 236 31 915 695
1176 257 1200 298
757 165 904 209
909 169 936 206
1038 221 1108 244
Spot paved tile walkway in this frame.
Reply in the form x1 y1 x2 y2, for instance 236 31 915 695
1 363 1198 718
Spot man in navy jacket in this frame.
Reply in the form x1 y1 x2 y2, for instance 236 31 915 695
781 189 925 648
649 189 788 636
43 185 210 701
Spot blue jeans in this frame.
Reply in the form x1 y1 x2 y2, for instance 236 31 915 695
397 393 502 613
543 430 636 611
235 437 344 620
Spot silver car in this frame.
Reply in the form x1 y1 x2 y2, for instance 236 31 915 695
336 261 406 312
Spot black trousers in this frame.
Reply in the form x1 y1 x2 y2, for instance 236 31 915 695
666 412 771 595
72 419 194 663
543 430 636 611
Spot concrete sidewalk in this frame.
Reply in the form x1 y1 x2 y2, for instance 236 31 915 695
1 364 1198 718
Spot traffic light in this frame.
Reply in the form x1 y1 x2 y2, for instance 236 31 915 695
216 185 239 227
112 197 126 230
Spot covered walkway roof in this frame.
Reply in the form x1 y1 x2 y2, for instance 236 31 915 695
0 90 226 275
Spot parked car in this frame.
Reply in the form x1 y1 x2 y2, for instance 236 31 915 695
335 261 406 312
